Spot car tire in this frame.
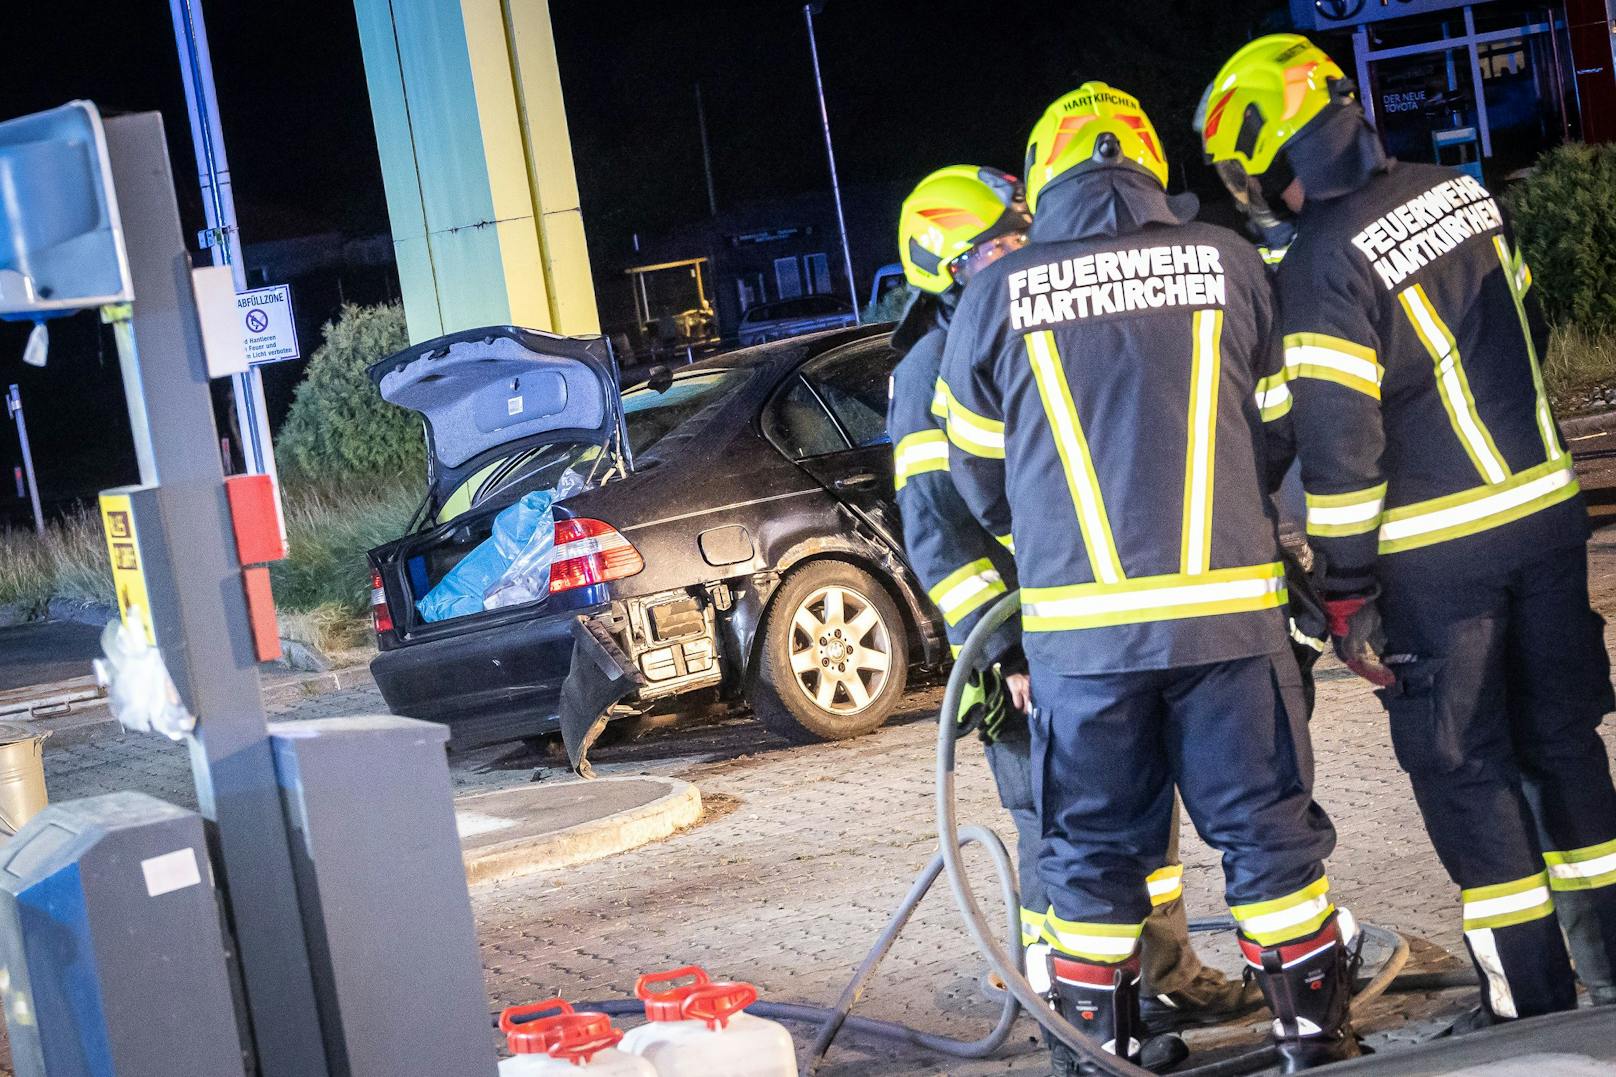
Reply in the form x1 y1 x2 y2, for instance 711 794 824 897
751 562 908 743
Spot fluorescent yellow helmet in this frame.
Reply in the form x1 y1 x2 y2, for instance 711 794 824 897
1023 82 1168 212
897 165 1029 295
1196 34 1348 186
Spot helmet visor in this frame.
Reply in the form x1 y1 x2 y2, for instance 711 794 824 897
949 231 1028 287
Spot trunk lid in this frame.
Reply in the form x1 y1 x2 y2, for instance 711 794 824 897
368 325 623 518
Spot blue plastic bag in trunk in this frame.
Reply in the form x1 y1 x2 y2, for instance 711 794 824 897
416 490 555 622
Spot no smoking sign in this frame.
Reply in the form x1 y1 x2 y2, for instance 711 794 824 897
237 284 300 364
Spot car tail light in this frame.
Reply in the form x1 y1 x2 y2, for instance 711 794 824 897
549 518 644 594
370 569 394 635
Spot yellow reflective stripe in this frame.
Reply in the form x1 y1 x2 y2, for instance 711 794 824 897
1289 618 1327 653
1021 906 1048 947
1493 236 1563 465
930 381 949 420
1544 837 1616 892
893 429 949 490
1026 330 1125 585
936 380 1006 458
1462 871 1555 931
1283 332 1384 400
1180 310 1222 576
995 533 1015 553
1378 457 1579 554
927 558 1006 626
1255 369 1293 422
1232 876 1334 945
1305 482 1388 538
1399 283 1510 485
1021 562 1285 633
1146 864 1184 907
1043 911 1145 962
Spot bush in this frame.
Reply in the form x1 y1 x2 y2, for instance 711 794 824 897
1504 143 1616 334
0 510 114 612
1543 323 1616 412
269 480 420 618
276 303 424 483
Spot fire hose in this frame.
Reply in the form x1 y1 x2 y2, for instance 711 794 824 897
576 590 1428 1074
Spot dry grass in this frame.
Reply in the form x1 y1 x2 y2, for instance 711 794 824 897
1544 324 1616 413
1 482 420 658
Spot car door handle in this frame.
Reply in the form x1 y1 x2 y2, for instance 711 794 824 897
834 472 877 490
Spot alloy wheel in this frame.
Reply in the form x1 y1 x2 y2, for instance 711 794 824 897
787 584 894 714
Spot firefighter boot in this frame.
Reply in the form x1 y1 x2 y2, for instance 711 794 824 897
1046 952 1145 1075
1243 913 1360 1072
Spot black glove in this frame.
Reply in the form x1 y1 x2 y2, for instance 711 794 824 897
1324 589 1395 688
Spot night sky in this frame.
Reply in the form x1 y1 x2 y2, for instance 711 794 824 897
0 0 1286 524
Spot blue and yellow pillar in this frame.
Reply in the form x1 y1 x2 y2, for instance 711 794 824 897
352 0 599 341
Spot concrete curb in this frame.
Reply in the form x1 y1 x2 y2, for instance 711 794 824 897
1562 407 1616 439
260 664 375 709
460 776 703 886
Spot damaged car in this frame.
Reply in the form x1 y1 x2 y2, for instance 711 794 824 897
365 323 946 769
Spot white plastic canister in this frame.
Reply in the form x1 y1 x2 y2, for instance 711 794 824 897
618 965 712 1057
498 999 655 1076
628 981 797 1077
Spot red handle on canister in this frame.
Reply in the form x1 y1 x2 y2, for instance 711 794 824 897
544 1012 624 1064
500 998 575 1054
634 965 711 1021
681 982 759 1030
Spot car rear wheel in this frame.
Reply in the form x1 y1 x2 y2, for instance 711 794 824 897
752 562 907 743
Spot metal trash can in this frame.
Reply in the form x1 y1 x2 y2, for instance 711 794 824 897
0 722 50 836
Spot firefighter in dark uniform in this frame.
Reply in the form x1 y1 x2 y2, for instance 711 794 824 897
938 85 1354 1072
888 167 1258 1066
1199 33 1616 1024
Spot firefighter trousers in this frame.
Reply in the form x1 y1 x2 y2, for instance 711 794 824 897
1379 542 1616 1017
1028 650 1338 962
986 731 1210 994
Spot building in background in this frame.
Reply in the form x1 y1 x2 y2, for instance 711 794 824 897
1291 1 1616 181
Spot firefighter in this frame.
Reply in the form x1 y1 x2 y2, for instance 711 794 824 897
890 167 1260 1062
1198 33 1616 1024
937 86 1354 1072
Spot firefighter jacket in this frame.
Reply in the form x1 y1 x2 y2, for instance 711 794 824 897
888 298 1021 666
938 168 1291 675
1275 117 1585 596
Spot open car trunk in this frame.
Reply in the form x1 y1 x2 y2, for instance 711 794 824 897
369 324 624 524
368 326 624 631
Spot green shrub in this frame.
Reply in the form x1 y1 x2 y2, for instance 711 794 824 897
1543 323 1616 411
276 303 424 483
0 510 114 611
268 480 421 618
1504 143 1616 334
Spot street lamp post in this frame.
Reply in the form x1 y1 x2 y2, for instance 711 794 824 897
804 3 861 323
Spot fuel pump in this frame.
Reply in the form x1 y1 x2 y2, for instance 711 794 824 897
0 101 497 1076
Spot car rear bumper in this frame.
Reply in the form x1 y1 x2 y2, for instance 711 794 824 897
371 603 609 748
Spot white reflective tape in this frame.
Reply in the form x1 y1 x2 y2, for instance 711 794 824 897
1306 498 1384 527
1403 287 1508 484
1027 330 1121 585
1049 930 1140 958
897 439 949 471
1379 466 1575 543
1284 344 1381 387
1235 892 1332 940
1023 573 1283 621
1548 850 1616 881
1256 382 1292 411
1465 927 1518 1019
1147 868 1184 900
1183 310 1220 576
1463 884 1552 923
935 569 1002 618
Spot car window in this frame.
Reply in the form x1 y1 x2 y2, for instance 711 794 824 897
799 343 896 448
620 368 750 456
762 377 848 459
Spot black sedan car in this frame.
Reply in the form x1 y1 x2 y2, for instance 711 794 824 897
366 323 946 752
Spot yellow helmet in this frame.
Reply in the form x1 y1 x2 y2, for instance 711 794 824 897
1023 82 1168 211
897 165 1029 295
1196 34 1348 185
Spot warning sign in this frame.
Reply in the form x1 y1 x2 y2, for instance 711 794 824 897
237 284 300 364
99 492 155 644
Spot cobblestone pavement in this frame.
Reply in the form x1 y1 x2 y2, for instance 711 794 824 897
19 531 1616 1075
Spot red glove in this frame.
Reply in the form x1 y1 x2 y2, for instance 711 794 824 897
1325 594 1395 688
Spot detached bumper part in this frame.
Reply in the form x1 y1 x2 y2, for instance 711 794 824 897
558 613 645 778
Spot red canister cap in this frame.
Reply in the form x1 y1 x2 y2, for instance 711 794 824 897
634 965 710 1021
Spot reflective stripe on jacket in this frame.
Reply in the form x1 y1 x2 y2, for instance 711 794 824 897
888 325 1020 663
937 169 1290 675
1275 162 1585 594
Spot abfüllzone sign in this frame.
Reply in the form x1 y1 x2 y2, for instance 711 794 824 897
1291 0 1471 30
237 284 300 364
